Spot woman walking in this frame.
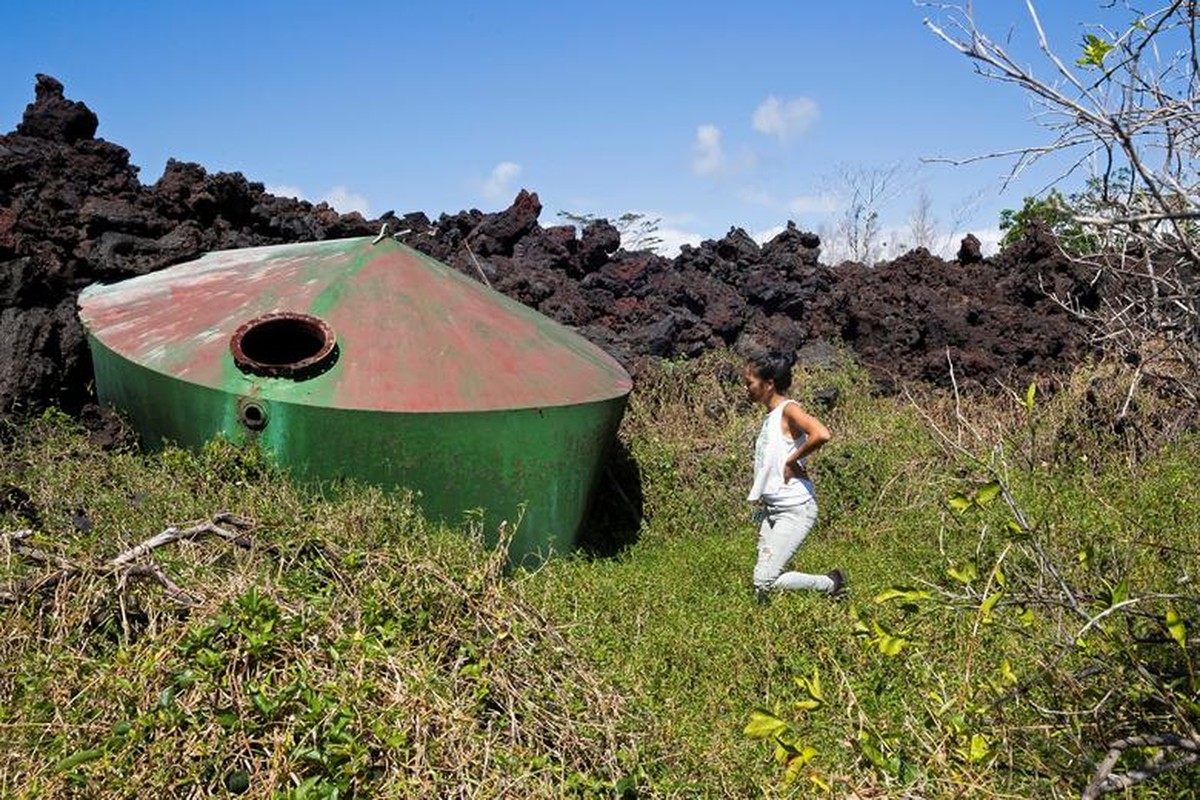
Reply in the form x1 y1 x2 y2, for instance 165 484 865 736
743 351 844 601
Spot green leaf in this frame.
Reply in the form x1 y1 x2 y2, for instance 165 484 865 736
967 732 991 762
1075 34 1114 68
783 745 818 782
806 669 823 703
55 749 102 772
808 774 831 792
1005 520 1027 540
947 561 978 584
975 481 1002 507
874 586 932 604
947 492 972 512
1109 578 1129 607
992 565 1006 588
743 709 789 740
872 621 910 656
792 668 825 710
998 659 1018 687
857 731 889 770
1025 382 1037 412
848 604 872 637
980 590 1004 624
792 674 824 711
225 769 251 794
1166 607 1187 649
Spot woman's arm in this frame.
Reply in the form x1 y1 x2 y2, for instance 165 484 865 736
782 403 831 476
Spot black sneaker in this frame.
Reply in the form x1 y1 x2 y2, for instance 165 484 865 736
827 569 847 598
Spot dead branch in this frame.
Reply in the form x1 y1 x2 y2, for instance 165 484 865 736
4 528 79 570
117 563 197 605
925 2 1200 410
109 513 252 567
1083 733 1200 799
1 512 254 606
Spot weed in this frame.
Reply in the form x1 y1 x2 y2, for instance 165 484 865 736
2 353 1198 797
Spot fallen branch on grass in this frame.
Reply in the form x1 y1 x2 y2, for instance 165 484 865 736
1083 733 1200 799
1 512 254 606
109 512 252 567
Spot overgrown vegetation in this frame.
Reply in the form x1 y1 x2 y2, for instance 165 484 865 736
4 352 1196 797
0 419 637 798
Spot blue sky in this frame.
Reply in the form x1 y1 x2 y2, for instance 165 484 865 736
3 1 1101 258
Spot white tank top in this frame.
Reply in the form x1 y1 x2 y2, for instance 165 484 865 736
748 399 815 507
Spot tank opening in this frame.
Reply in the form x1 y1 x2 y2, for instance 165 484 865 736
240 400 268 431
231 312 338 379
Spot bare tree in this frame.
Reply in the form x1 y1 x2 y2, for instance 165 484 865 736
556 210 664 254
924 1 1200 406
938 188 986 258
908 186 939 250
826 163 907 265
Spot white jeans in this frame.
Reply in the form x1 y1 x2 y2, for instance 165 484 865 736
753 501 833 593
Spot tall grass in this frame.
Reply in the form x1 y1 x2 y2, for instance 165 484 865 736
2 353 1197 798
0 417 636 798
520 351 1200 798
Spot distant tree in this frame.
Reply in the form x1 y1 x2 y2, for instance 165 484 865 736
998 172 1138 253
826 163 907 266
998 189 1080 250
556 210 664 254
907 187 939 251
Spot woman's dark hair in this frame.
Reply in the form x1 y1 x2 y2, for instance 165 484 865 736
748 351 796 392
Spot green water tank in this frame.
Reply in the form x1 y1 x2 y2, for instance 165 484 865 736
77 236 632 563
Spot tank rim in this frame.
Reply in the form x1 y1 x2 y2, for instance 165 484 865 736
230 311 338 380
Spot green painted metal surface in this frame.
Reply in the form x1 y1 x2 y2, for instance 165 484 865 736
78 236 632 563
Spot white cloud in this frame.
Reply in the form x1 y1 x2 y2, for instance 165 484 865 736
652 225 704 257
753 224 786 245
691 124 725 176
321 186 370 216
787 194 839 215
263 184 371 216
737 187 776 206
482 161 522 202
752 95 819 142
265 184 304 200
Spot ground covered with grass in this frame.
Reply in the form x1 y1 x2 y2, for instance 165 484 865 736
3 353 1198 798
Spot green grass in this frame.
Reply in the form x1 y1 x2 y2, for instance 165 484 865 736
2 354 1198 798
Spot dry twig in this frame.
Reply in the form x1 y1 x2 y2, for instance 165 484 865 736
1 512 254 607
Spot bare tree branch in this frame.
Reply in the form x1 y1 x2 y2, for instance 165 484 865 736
1084 733 1200 799
924 0 1200 406
109 514 252 567
1 512 254 606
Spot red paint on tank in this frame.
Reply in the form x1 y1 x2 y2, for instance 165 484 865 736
78 237 631 412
